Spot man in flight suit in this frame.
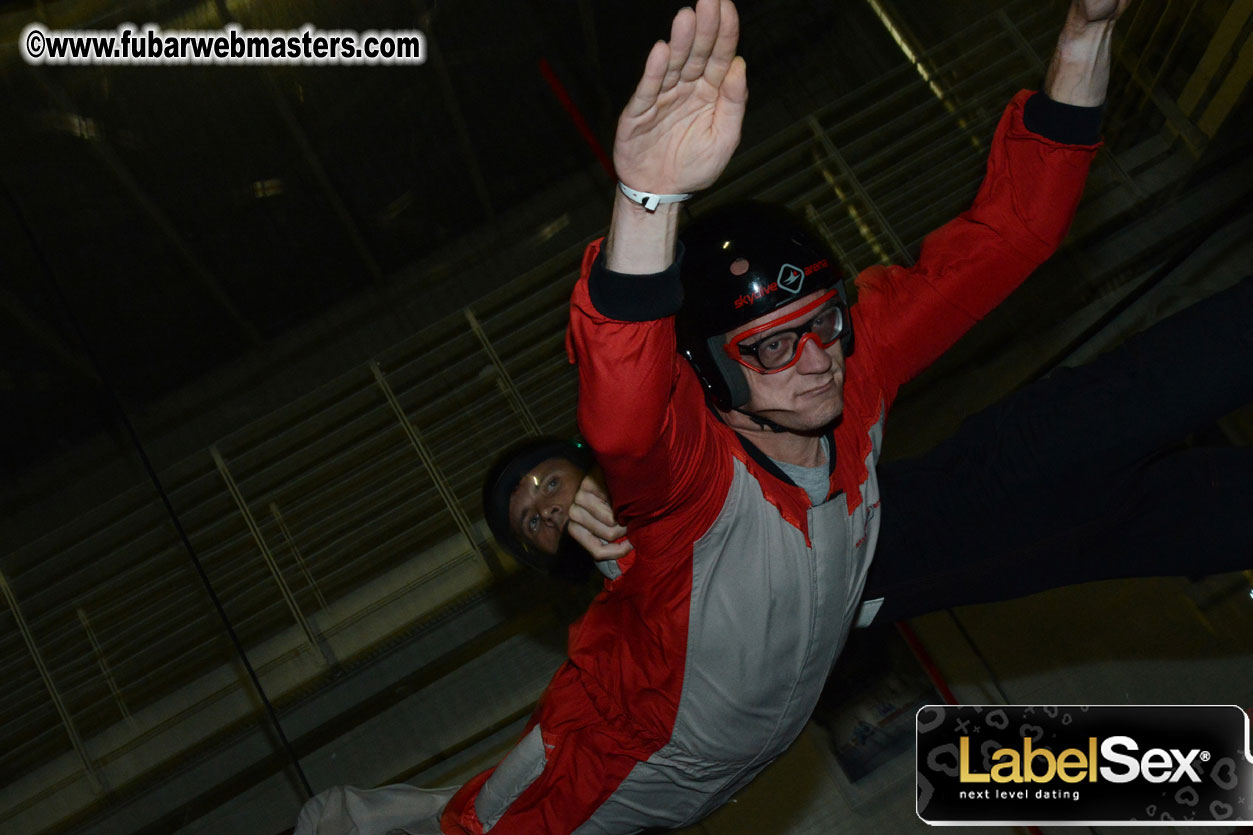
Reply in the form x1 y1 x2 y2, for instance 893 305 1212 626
296 1 1148 832
438 0 1133 832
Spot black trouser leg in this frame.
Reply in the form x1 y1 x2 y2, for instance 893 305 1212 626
869 446 1252 622
864 277 1253 622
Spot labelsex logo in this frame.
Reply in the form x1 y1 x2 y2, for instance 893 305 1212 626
917 704 1253 825
960 736 1207 784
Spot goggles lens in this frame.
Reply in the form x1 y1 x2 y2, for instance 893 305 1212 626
724 289 846 373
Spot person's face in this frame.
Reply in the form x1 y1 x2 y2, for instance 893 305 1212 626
726 290 846 431
507 456 585 555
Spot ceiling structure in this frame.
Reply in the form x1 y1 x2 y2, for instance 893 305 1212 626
0 0 910 475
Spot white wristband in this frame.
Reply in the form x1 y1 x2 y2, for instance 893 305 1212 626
617 181 693 212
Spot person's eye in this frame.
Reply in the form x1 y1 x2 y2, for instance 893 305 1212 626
546 476 559 491
812 308 841 339
758 333 796 364
526 514 540 533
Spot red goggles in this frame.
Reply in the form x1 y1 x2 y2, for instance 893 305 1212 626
723 289 847 374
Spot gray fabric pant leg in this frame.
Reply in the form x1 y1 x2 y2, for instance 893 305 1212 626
294 784 458 835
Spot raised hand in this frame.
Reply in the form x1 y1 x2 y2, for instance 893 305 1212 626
1071 0 1132 24
567 472 632 561
613 0 747 197
1047 0 1133 106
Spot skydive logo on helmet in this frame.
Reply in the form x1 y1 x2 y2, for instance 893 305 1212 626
778 263 804 294
777 259 830 295
732 281 778 309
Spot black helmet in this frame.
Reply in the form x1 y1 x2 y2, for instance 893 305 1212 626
481 436 593 574
676 202 853 411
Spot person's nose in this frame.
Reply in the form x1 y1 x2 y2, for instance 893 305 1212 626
542 503 566 528
794 334 832 374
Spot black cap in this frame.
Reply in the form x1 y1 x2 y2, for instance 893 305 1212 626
481 437 593 573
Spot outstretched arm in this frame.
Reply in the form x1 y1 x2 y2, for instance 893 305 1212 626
569 1 745 525
605 0 747 274
854 1 1133 401
1044 0 1131 106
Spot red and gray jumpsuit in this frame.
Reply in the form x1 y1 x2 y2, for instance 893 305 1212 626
437 90 1097 834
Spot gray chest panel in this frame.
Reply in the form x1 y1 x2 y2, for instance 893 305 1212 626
666 455 880 769
577 436 884 832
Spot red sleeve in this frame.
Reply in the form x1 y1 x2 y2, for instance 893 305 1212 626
853 89 1099 407
565 240 730 535
440 770 491 834
438 671 650 834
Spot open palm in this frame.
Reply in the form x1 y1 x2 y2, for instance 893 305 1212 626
613 0 748 196
1074 0 1132 23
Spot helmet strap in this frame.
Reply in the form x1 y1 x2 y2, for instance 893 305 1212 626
733 408 791 434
